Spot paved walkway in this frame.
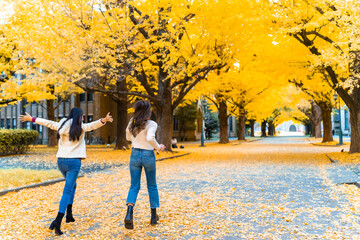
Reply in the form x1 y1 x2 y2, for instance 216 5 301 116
1 137 360 239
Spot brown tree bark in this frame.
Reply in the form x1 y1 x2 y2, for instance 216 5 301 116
311 103 322 138
113 81 128 150
349 106 360 152
300 102 322 138
318 101 333 143
249 119 255 137
261 121 267 137
310 122 315 137
268 121 275 136
238 114 246 140
46 99 57 147
218 99 229 143
155 82 173 150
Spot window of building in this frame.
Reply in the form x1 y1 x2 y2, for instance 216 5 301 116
39 125 43 133
229 117 233 132
6 119 10 129
334 110 340 122
26 122 31 130
0 119 4 128
80 93 86 102
173 116 179 131
32 123 37 130
80 92 93 102
88 92 93 101
345 110 349 130
12 119 16 129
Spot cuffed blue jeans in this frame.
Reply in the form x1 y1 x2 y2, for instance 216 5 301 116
126 148 160 208
57 158 81 214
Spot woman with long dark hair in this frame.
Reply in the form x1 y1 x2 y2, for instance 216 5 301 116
19 107 113 235
124 100 166 229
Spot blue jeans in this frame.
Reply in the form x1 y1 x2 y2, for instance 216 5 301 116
126 148 159 208
57 158 81 214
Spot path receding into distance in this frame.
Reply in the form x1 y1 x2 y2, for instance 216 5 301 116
1 137 360 239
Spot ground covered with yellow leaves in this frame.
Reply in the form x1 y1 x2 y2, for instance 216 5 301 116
2 137 360 239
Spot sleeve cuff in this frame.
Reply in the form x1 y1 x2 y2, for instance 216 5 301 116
32 117 37 123
100 118 106 124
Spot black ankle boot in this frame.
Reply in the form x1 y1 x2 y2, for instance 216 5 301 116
66 204 75 223
49 212 64 235
150 208 159 225
124 205 134 229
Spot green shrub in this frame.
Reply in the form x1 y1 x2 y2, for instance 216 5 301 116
0 129 39 155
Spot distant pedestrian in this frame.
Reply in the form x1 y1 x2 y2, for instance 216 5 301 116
19 108 113 235
124 100 166 229
171 137 178 148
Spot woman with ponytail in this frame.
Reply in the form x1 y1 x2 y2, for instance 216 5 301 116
124 100 166 229
19 108 113 235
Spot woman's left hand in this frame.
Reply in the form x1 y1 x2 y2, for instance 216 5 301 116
102 112 113 123
19 112 32 122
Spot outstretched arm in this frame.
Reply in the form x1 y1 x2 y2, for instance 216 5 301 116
19 112 61 131
82 112 113 132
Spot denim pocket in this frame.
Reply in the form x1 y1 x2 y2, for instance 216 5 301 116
142 153 156 165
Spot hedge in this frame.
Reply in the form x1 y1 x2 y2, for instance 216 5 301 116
0 129 39 156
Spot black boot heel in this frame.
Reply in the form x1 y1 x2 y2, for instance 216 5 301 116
124 205 134 229
49 220 63 235
49 212 64 235
150 208 159 225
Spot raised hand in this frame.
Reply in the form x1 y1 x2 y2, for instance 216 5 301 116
19 112 32 122
160 144 166 152
102 112 113 123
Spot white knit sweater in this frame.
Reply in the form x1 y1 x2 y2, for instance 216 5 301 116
126 120 161 151
35 118 105 158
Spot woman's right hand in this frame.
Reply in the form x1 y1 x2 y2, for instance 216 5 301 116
19 112 32 122
159 144 166 152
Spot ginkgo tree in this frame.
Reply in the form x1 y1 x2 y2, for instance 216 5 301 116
0 31 21 105
270 0 360 152
10 0 267 149
289 69 335 143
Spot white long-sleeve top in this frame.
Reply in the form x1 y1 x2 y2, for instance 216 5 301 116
35 117 105 158
126 120 161 151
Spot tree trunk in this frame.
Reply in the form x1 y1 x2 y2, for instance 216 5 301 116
218 99 229 144
311 103 322 138
114 81 128 150
156 103 173 150
114 98 128 150
238 114 246 140
310 121 315 137
349 107 360 153
314 119 322 139
318 101 333 143
261 121 267 137
156 81 173 150
304 121 311 135
268 121 275 136
250 119 255 137
46 99 57 147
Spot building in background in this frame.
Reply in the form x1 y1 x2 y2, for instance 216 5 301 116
332 107 351 137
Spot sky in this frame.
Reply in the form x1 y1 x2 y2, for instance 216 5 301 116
0 1 14 24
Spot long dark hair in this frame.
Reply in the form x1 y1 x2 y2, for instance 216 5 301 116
129 100 152 137
57 107 83 141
